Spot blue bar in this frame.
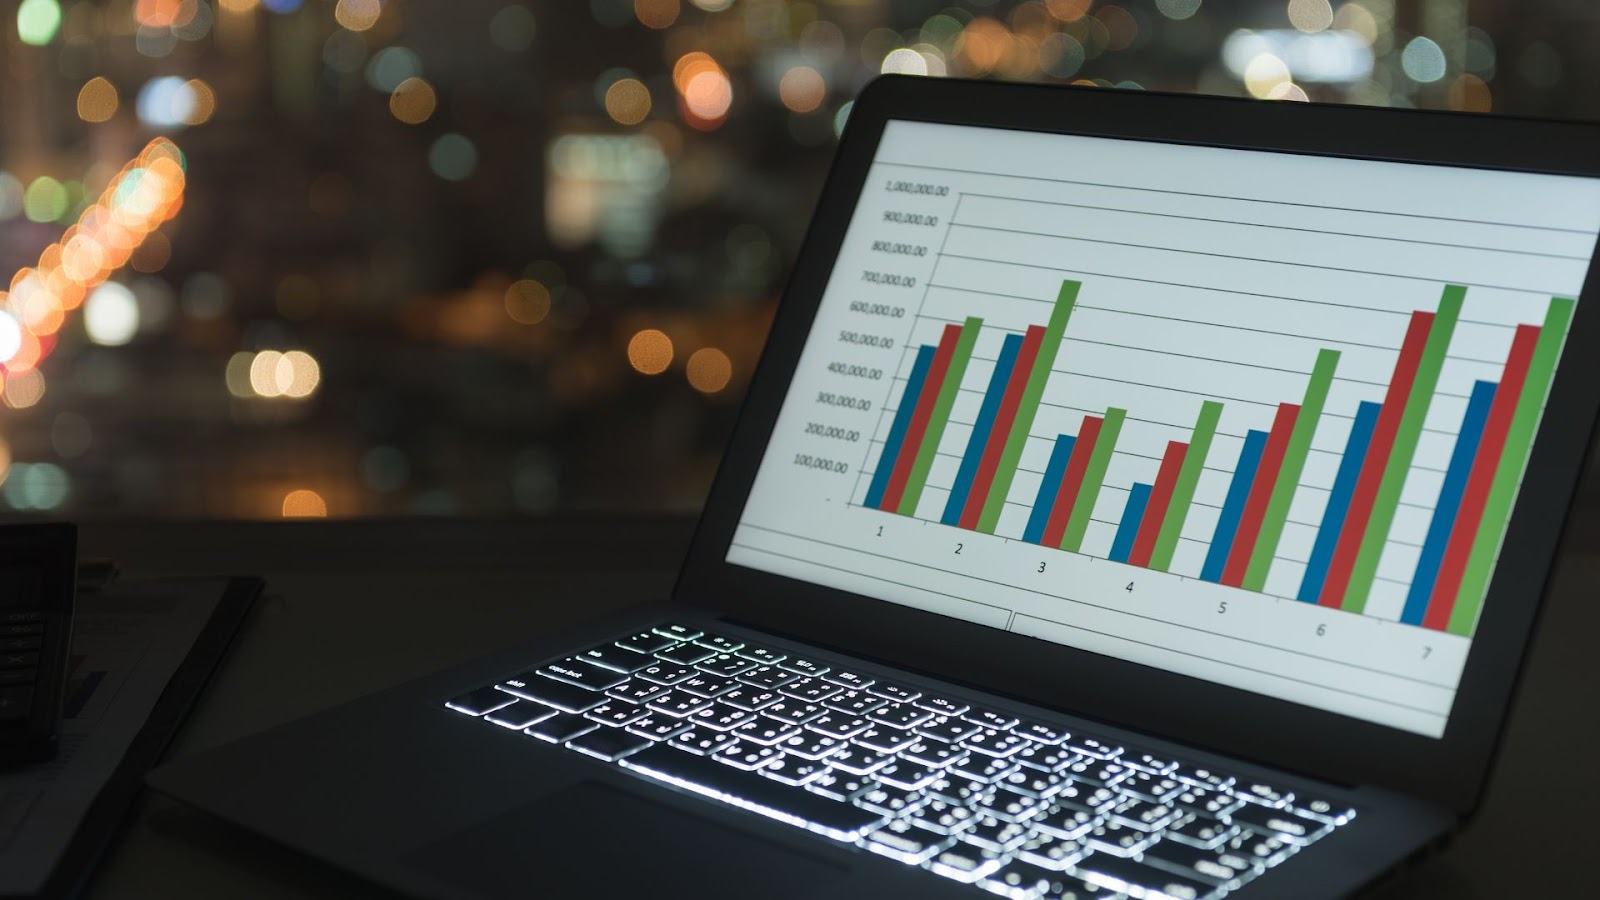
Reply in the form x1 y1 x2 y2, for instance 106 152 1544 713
1400 380 1497 624
866 345 936 509
1200 430 1268 582
942 334 1024 525
1109 483 1152 564
1023 435 1077 544
1296 401 1382 602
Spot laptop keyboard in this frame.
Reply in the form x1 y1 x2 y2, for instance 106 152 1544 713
444 623 1356 899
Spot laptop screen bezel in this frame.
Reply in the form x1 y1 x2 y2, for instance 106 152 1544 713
675 75 1600 815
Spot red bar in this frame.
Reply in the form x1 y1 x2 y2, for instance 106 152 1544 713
1128 440 1190 568
1040 415 1103 547
958 326 1046 528
1317 311 1436 606
1422 324 1542 630
1221 403 1300 587
880 323 962 512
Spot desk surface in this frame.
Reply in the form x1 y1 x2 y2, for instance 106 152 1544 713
75 514 1597 899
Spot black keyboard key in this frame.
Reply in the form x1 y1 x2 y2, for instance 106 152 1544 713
822 669 872 690
868 702 932 730
1031 803 1098 841
670 728 736 756
866 681 920 704
732 715 800 746
927 775 990 807
483 700 557 730
779 731 844 761
1014 742 1077 773
0 636 42 651
1142 838 1258 885
656 643 717 666
627 715 692 742
807 713 870 740
1055 779 1117 813
915 694 969 717
566 727 652 762
719 686 780 711
525 712 597 743
997 767 1068 799
690 702 756 731
1064 735 1122 759
1076 851 1216 899
0 669 34 686
574 644 653 673
1065 757 1131 787
822 689 886 716
1120 770 1184 803
950 755 1017 784
928 842 1004 883
537 660 628 690
1172 785 1242 818
776 657 828 677
761 753 828 786
962 708 1018 731
1227 801 1330 844
636 663 697 686
906 798 977 835
1225 829 1295 867
853 723 917 753
735 645 786 665
1087 820 1158 856
978 787 1046 823
780 677 841 703
607 680 668 704
0 623 45 636
1165 811 1238 849
806 770 871 802
677 673 737 699
444 686 516 716
616 630 675 654
715 739 781 770
622 744 886 840
1123 747 1179 774
0 612 42 624
1014 720 1068 744
829 744 892 776
1107 796 1179 831
1238 781 1292 807
1170 762 1235 791
1292 795 1356 824
903 740 967 769
500 674 607 713
738 665 798 690
864 819 952 864
2 651 42 669
698 654 758 677
587 702 650 727
991 858 1089 894
763 699 825 725
652 623 704 642
855 783 930 817
963 815 1030 852
694 633 744 654
646 690 712 718
964 728 1028 758
920 717 982 744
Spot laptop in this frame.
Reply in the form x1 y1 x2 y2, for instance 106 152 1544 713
147 76 1600 900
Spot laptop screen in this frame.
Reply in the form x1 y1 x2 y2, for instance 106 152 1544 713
727 118 1600 739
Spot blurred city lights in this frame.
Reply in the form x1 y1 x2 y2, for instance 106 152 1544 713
1155 0 1202 20
634 0 679 30
779 67 826 113
1287 0 1334 34
16 0 61 46
366 46 422 92
247 349 321 398
3 371 46 410
627 329 673 375
428 134 478 181
605 78 652 125
390 77 437 124
334 0 382 32
281 488 328 517
4 463 69 511
0 174 21 221
686 347 732 394
1402 36 1448 83
84 282 140 346
77 78 120 123
489 5 536 51
1244 53 1293 98
505 279 552 325
136 76 198 128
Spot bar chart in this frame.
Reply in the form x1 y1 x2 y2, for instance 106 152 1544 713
730 119 1600 736
861 278 1571 638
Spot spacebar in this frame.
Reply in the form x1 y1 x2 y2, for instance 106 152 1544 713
620 745 884 840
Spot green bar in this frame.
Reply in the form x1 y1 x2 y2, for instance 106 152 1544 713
1344 285 1465 613
897 316 982 516
1149 401 1224 572
976 280 1080 533
1448 297 1575 635
1242 349 1341 591
1061 407 1126 553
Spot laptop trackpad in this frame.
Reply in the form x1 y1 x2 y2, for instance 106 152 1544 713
404 780 845 899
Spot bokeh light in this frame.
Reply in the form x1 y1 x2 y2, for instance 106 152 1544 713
634 0 678 30
605 78 652 125
505 279 552 324
84 282 140 346
490 5 536 51
389 77 437 124
17 0 61 46
1402 36 1448 83
334 0 382 32
686 347 732 394
1287 0 1333 33
779 67 826 113
428 134 478 181
627 329 673 374
77 77 120 123
281 488 328 517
